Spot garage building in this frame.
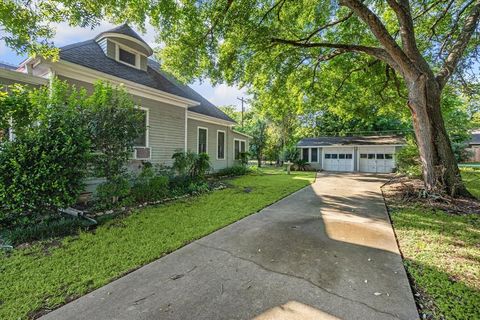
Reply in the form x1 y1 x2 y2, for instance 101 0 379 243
297 135 405 173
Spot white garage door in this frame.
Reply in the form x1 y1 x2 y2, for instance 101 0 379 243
323 147 354 172
358 147 395 173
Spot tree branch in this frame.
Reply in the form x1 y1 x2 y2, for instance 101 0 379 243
270 37 399 69
297 11 353 42
386 0 425 65
436 0 480 88
339 0 418 78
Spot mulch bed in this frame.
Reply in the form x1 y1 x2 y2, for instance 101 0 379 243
382 175 480 215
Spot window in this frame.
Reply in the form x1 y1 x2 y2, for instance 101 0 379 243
377 153 385 159
198 127 207 154
133 108 148 147
368 154 375 159
331 154 338 159
385 154 393 159
346 154 353 159
325 154 331 159
302 148 309 161
339 154 346 159
360 154 367 159
234 139 246 160
217 131 225 159
311 148 318 162
118 47 136 66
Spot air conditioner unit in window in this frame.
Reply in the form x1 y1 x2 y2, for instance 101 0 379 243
133 147 151 160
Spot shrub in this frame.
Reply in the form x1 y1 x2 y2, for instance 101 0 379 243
0 81 90 228
292 158 310 171
281 145 300 163
95 175 131 209
130 166 169 203
396 138 422 177
172 150 211 180
1 216 93 246
216 165 251 177
85 81 144 181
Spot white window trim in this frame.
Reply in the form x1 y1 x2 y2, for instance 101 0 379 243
114 42 141 69
197 126 208 154
216 130 226 160
234 138 246 160
134 106 149 148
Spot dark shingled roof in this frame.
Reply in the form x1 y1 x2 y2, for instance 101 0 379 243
0 62 16 70
59 37 235 123
96 24 150 49
297 135 406 147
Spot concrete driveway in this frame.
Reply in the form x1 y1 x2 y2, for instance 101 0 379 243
41 172 418 320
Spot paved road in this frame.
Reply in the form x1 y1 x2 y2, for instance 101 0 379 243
41 173 418 320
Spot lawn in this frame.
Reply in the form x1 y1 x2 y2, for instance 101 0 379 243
0 168 315 319
389 169 480 319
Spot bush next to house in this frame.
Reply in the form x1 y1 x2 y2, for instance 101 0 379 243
216 165 251 177
0 82 91 228
0 80 144 233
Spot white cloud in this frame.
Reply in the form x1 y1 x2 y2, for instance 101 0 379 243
208 83 249 109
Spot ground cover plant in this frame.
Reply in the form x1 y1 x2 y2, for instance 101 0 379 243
384 169 480 320
0 168 315 319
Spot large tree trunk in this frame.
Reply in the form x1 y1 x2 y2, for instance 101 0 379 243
407 74 470 197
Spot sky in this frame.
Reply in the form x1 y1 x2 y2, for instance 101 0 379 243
0 22 249 110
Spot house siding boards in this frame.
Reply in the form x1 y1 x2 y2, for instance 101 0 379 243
58 75 185 167
187 119 230 170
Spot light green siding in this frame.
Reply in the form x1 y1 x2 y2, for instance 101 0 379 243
57 76 186 167
187 118 249 170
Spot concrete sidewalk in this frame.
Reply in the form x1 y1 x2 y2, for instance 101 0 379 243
41 172 418 320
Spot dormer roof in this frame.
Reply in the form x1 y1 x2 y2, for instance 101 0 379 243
95 23 153 56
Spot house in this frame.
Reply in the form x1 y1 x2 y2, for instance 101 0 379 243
297 135 405 173
465 130 480 162
0 24 250 171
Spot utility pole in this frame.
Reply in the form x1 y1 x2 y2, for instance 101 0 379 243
237 97 247 128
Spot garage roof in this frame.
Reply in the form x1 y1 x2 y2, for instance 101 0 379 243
297 135 405 147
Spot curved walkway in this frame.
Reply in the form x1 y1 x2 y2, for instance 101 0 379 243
42 172 418 320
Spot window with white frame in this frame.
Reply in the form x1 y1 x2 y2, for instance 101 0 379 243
234 139 246 160
217 130 225 160
115 43 139 68
133 108 148 147
198 127 208 154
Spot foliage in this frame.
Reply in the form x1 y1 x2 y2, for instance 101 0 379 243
0 168 315 320
95 176 131 209
130 165 169 203
396 138 422 178
85 81 144 181
238 151 249 166
281 145 300 163
1 216 93 246
172 150 211 179
292 158 311 171
216 165 251 177
0 81 90 228
461 168 480 199
391 208 480 320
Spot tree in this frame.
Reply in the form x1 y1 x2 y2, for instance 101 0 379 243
153 0 480 196
2 1 480 196
249 118 269 167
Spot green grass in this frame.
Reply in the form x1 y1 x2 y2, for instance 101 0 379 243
0 168 315 319
461 168 480 199
391 171 480 319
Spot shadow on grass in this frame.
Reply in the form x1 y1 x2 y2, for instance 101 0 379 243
403 258 480 319
390 209 480 319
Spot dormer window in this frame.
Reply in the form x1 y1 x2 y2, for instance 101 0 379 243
115 44 139 68
119 48 136 66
